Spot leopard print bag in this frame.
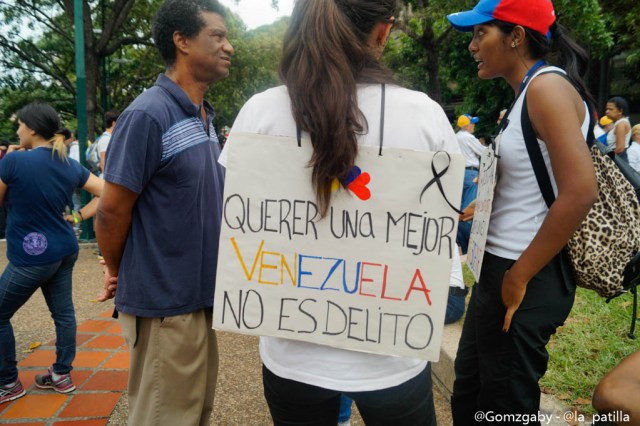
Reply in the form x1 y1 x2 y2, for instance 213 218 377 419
522 77 640 298
565 144 640 297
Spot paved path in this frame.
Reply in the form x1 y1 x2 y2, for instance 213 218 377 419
0 309 126 425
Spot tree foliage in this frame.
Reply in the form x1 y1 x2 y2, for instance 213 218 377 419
0 1 286 140
384 0 612 135
0 0 161 138
0 0 635 142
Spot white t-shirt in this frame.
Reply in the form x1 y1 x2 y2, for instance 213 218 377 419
97 131 112 154
220 84 461 392
456 130 485 168
486 67 589 259
627 142 640 173
68 141 80 162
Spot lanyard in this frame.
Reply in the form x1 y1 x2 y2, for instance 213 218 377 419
518 60 547 95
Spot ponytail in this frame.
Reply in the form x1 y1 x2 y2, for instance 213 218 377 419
50 132 69 162
280 0 396 216
547 22 595 108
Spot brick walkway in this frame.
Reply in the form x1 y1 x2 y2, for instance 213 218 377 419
0 310 127 425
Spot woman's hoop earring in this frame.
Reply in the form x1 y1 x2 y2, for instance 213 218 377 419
511 41 517 48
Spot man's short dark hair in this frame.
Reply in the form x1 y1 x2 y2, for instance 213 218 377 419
105 111 120 128
152 0 227 67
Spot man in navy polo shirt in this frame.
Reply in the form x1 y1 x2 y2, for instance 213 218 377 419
95 0 232 424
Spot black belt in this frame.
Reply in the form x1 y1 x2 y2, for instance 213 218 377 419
465 166 479 171
449 286 469 296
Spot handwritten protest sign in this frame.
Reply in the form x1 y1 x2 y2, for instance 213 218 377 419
213 133 464 361
466 137 500 282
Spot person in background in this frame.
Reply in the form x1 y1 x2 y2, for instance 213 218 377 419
0 141 9 239
95 0 232 424
605 96 632 157
455 113 485 255
596 115 613 144
0 141 10 161
61 129 82 218
337 395 353 426
0 102 103 404
96 111 120 175
626 124 640 173
220 0 460 424
447 0 598 423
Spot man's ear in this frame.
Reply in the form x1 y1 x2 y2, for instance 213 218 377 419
173 31 190 56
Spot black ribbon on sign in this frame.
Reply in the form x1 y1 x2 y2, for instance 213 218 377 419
419 151 464 215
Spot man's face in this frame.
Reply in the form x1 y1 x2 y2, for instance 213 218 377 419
187 12 234 84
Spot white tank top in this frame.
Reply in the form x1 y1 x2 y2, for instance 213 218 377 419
606 117 631 153
485 67 590 260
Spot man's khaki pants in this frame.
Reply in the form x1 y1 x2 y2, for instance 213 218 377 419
120 308 218 426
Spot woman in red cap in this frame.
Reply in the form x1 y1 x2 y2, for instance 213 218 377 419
448 0 598 423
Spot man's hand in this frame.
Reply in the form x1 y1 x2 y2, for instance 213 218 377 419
98 259 118 302
501 269 528 332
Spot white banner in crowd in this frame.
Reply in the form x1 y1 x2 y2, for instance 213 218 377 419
213 133 464 361
466 138 500 282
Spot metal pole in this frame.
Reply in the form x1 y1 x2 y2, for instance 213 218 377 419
74 0 95 241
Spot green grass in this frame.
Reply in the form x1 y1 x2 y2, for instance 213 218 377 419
462 265 640 413
541 288 639 412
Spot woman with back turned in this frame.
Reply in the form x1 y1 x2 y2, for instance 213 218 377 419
219 0 463 424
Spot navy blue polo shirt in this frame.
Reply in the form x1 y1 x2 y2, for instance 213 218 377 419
0 148 89 266
105 74 225 317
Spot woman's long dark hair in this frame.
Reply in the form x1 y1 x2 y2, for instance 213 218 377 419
280 0 396 216
493 20 595 108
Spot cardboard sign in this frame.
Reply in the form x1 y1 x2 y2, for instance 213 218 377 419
466 137 500 282
213 132 464 360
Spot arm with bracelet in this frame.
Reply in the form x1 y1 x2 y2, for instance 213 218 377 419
64 175 103 223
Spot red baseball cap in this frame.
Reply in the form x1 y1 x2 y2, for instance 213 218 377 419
447 0 556 37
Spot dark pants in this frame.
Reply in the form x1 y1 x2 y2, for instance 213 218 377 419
445 287 468 324
452 251 575 425
0 252 78 384
263 364 436 426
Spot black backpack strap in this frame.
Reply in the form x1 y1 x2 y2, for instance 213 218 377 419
521 98 557 208
522 70 596 209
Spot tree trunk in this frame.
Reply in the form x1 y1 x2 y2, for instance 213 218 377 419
421 24 442 103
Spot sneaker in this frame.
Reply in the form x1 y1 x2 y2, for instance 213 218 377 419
0 380 25 404
35 368 75 393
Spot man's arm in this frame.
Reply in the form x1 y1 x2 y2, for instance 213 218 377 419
99 152 106 173
95 181 139 300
